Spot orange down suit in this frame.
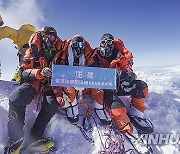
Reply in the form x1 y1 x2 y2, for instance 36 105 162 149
93 38 148 133
21 31 63 93
60 36 104 106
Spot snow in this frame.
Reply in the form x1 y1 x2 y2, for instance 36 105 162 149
0 65 180 154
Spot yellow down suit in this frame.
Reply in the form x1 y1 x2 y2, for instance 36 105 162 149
0 24 36 81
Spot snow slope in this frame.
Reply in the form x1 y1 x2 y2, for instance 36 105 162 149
0 65 180 154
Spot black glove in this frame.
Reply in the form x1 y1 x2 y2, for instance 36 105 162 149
120 71 135 82
117 71 136 92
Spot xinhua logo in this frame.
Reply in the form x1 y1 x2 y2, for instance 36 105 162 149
139 134 180 145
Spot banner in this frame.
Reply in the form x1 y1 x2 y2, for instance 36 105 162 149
51 64 116 89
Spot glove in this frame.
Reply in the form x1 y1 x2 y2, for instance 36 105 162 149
41 67 52 77
117 71 136 92
56 94 65 107
120 71 135 82
120 80 136 92
62 92 72 108
53 88 65 107
109 56 126 68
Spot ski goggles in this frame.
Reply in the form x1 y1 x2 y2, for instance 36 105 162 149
43 35 56 42
42 27 57 38
100 39 114 47
72 41 85 49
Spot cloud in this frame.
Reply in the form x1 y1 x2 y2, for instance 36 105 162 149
0 0 45 80
0 0 44 28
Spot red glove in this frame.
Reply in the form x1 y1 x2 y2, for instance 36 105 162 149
56 94 65 107
53 87 65 107
109 56 126 68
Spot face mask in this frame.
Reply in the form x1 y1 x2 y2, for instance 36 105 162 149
44 37 54 50
71 41 85 58
73 48 84 58
99 39 114 57
99 46 113 57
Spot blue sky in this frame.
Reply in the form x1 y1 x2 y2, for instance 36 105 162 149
0 0 180 80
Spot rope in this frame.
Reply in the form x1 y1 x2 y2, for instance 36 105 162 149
58 101 136 153
76 124 94 143
78 103 126 153
78 102 93 131
57 101 95 143
91 114 106 150
98 129 126 154
98 129 136 154
93 114 125 154
91 114 135 154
